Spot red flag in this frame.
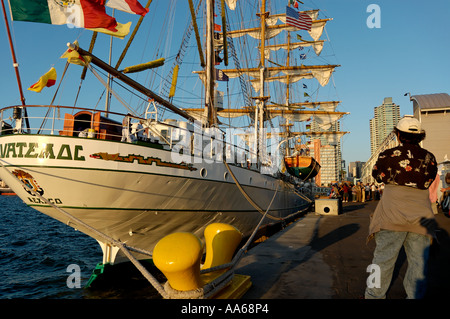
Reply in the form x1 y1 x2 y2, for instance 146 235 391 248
106 0 149 16
80 0 118 31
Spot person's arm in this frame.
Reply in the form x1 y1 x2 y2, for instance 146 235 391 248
372 150 390 184
429 174 440 203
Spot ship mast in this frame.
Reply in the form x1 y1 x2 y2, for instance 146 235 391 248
254 0 269 166
1 0 30 132
1 0 25 106
284 21 292 157
205 0 217 127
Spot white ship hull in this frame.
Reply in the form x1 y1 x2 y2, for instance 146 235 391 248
0 133 311 264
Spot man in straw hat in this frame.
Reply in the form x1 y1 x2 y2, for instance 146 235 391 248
365 116 438 299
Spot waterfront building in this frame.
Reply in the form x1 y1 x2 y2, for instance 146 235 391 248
348 161 365 180
309 119 343 186
410 93 450 164
309 140 340 187
369 97 401 155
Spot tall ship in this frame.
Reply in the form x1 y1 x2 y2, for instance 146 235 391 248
0 0 347 268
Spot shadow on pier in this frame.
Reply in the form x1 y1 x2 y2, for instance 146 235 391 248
237 200 450 299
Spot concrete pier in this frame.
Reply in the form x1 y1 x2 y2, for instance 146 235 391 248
236 200 450 299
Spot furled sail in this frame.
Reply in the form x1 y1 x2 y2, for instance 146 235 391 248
248 65 337 93
189 2 348 184
225 14 330 42
182 108 348 126
122 58 165 74
264 40 325 60
195 65 338 90
267 101 341 111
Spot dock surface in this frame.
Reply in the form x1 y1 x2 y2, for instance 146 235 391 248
236 200 450 299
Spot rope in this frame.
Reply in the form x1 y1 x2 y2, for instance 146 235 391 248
301 159 318 182
0 158 309 299
194 175 285 298
0 159 168 299
223 160 285 221
89 65 138 117
115 0 153 70
294 189 313 203
196 162 313 293
0 157 277 299
176 180 280 299
200 180 280 276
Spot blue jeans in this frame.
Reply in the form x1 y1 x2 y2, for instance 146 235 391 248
365 230 430 299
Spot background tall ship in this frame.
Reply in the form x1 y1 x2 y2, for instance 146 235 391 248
0 0 347 268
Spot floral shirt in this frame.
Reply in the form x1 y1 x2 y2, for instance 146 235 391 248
372 142 437 190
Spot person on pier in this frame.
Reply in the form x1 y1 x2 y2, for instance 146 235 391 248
365 117 437 299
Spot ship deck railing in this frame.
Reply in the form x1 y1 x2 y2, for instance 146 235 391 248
0 105 264 169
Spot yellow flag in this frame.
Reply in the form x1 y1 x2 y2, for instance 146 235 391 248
88 21 132 40
28 67 57 93
60 41 92 66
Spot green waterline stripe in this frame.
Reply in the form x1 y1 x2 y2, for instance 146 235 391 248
27 204 309 212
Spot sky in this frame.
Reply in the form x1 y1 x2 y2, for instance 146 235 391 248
0 0 449 169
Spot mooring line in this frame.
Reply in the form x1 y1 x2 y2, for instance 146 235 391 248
0 159 169 299
223 161 284 220
0 158 311 299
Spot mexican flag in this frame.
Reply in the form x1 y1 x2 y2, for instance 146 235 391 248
8 0 146 38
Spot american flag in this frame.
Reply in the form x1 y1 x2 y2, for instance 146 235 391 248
285 6 312 31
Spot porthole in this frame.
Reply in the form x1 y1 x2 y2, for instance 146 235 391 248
249 177 252 184
200 168 207 178
224 172 229 181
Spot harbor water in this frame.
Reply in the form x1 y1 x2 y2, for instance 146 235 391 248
0 195 100 298
0 195 163 299
3 194 450 300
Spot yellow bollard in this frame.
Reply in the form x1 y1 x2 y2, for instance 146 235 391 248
153 232 203 292
202 223 242 270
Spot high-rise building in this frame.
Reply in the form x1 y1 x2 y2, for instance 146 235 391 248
348 161 365 179
308 119 343 186
370 97 401 155
309 141 340 186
